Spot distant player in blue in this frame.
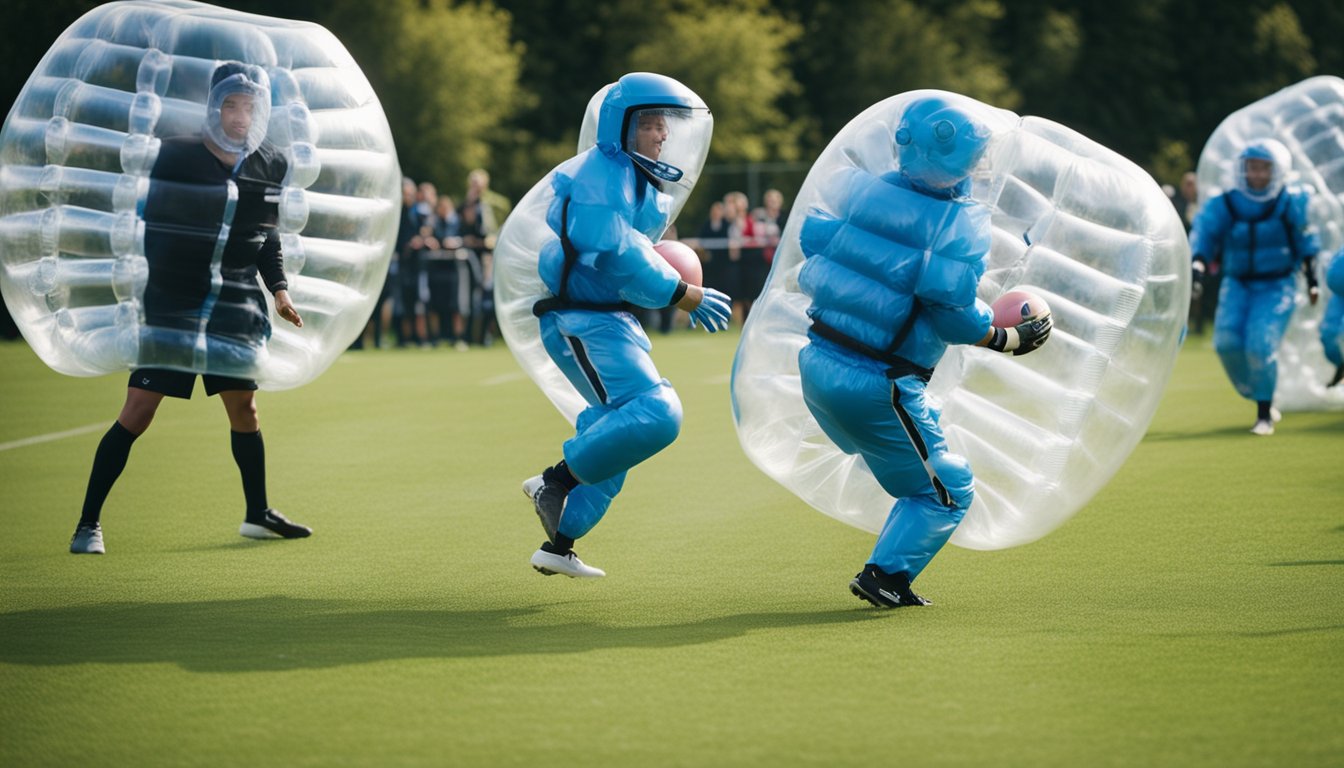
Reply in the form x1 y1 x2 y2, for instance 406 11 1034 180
522 73 732 578
797 96 1052 608
1190 139 1321 435
1321 249 1344 388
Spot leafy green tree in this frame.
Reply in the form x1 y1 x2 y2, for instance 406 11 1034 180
323 0 526 193
782 0 1018 151
627 5 804 165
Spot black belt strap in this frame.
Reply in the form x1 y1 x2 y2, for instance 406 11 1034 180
532 297 634 317
810 316 933 382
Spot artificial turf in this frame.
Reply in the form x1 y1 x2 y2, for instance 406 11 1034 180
1 329 1340 767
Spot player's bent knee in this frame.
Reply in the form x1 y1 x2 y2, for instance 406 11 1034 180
640 385 684 452
928 451 975 511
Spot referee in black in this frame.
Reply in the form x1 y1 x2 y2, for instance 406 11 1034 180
71 62 311 554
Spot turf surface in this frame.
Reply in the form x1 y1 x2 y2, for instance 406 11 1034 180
1 330 1341 767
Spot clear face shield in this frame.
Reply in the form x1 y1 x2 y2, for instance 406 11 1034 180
623 106 713 199
1235 143 1288 202
204 69 271 155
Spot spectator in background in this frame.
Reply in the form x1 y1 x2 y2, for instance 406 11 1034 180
468 168 511 238
459 189 491 352
1172 172 1199 231
425 195 466 348
1170 171 1214 334
366 176 417 349
463 170 503 347
725 191 757 323
697 200 732 312
401 182 436 347
760 188 789 266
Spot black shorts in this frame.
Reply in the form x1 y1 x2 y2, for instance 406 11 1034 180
129 368 258 399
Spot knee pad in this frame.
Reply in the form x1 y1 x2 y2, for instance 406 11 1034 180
638 382 683 452
927 450 974 513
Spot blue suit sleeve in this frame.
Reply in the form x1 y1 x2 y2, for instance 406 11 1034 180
1287 191 1320 259
567 200 681 308
1188 196 1229 264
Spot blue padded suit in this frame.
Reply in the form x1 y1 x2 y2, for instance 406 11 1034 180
533 90 691 541
798 168 994 582
1321 250 1344 370
1190 186 1319 402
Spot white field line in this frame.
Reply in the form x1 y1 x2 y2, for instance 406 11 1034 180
0 423 107 453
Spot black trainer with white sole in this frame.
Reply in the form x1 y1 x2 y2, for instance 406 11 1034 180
239 509 312 539
849 565 930 608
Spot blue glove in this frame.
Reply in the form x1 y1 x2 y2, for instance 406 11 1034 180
688 287 732 333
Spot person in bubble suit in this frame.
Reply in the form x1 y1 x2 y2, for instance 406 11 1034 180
796 96 1052 607
1189 139 1321 436
1321 248 1344 388
521 73 732 579
70 62 310 554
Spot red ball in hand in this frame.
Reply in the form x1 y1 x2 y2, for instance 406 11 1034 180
653 240 703 287
991 289 1051 328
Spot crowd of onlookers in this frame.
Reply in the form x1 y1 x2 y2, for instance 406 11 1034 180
356 168 511 350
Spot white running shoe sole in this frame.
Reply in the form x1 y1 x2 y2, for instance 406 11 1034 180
530 548 605 578
239 522 285 539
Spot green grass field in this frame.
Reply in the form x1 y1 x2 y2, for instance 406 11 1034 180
1 330 1341 767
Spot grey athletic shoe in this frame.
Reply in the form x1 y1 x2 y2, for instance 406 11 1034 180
70 523 105 555
522 473 567 544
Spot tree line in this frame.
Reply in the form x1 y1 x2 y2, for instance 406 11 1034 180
5 0 1341 206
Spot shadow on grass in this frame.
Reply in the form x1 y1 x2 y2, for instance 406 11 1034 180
0 598 881 672
1268 559 1344 566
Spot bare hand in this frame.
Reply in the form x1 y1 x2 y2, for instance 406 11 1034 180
1309 286 1320 306
275 289 303 328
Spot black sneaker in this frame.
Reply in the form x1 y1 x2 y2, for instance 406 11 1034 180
239 509 312 540
70 522 105 554
849 565 930 608
521 470 568 545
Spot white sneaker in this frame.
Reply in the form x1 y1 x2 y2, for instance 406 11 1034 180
69 523 105 554
531 547 605 578
1270 407 1282 423
1250 419 1274 436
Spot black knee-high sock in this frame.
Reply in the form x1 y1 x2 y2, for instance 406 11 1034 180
79 422 139 526
1257 400 1272 421
231 430 268 518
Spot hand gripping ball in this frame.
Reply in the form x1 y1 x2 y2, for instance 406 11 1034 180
731 90 1190 550
991 289 1051 328
0 0 401 389
653 240 702 287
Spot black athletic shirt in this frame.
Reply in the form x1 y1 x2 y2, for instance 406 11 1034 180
142 137 289 340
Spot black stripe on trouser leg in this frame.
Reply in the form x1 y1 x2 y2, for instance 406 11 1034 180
890 381 954 508
566 335 608 403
